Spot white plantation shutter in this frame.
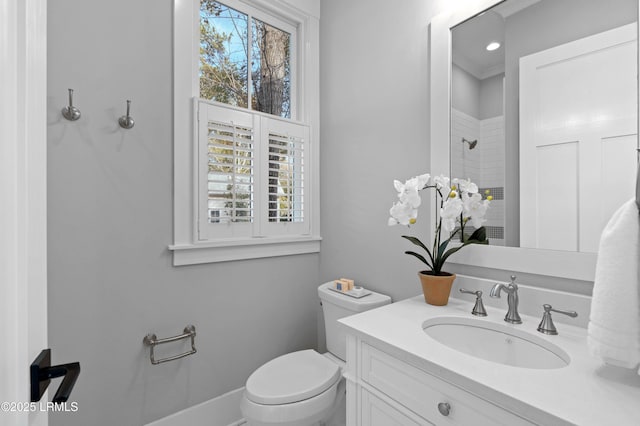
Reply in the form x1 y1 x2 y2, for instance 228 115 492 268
267 133 304 222
198 100 310 240
198 102 255 239
207 121 254 223
261 118 310 235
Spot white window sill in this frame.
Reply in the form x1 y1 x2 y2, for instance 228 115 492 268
168 236 322 265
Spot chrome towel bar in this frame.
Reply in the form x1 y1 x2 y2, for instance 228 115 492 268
143 325 196 365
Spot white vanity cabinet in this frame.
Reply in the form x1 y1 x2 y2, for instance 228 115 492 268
340 295 640 425
346 336 536 426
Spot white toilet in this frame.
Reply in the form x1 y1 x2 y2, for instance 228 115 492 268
240 282 391 426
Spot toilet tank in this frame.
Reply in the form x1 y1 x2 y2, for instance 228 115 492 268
318 282 391 361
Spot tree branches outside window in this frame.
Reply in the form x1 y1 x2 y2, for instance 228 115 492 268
199 0 291 118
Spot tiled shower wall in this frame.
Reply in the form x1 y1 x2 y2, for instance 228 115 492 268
451 108 505 245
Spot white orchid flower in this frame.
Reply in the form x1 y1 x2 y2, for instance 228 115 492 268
440 197 463 232
433 175 451 198
388 201 418 226
393 182 420 208
394 174 430 209
415 173 431 189
462 192 489 228
441 216 457 233
452 178 478 194
388 173 490 275
393 179 404 194
401 187 422 208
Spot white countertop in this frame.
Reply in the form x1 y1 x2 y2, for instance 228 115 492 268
339 295 640 425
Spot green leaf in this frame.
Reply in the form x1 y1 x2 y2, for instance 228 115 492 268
439 229 490 266
401 235 429 252
404 251 433 270
468 226 488 243
431 236 453 273
440 244 467 265
402 235 435 265
437 238 451 262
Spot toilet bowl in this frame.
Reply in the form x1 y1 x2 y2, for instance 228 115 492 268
240 282 391 426
240 351 345 426
240 350 346 426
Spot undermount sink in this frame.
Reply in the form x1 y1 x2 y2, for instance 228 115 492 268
423 316 570 369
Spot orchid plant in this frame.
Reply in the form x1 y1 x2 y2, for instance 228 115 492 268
388 174 492 275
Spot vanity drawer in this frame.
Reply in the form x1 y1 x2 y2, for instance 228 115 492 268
360 343 535 425
361 388 434 426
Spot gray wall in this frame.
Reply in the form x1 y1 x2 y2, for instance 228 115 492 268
319 0 450 301
47 1 319 425
452 64 503 120
452 64 481 118
479 73 504 120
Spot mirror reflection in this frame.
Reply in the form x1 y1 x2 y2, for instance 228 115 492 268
451 0 638 253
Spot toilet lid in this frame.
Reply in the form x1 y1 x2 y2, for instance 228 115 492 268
245 349 341 405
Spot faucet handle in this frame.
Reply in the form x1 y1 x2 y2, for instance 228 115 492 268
537 304 578 335
459 289 487 317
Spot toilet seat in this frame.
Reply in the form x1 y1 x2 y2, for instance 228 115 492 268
241 379 343 426
245 349 341 405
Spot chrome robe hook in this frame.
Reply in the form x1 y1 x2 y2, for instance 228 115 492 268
61 88 81 121
118 100 135 129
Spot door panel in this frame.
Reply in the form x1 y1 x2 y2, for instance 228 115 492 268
520 23 638 252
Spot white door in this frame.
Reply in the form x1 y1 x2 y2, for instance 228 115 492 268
520 23 638 252
0 0 49 425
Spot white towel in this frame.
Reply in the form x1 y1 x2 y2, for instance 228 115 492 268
588 198 640 373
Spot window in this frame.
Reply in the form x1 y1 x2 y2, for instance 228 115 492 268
199 0 295 118
172 0 320 265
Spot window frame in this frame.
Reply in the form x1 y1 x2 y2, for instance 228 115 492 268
171 0 320 265
199 0 298 118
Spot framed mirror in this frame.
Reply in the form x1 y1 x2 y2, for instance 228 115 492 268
429 0 639 281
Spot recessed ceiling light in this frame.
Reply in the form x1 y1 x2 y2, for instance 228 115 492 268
486 41 501 51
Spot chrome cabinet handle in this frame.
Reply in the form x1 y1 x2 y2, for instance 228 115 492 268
437 402 451 416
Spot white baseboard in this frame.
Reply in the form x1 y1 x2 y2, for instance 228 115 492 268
145 387 245 426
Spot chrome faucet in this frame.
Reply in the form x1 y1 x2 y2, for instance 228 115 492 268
490 275 522 324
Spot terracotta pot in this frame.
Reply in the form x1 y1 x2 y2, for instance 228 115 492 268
418 271 456 306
